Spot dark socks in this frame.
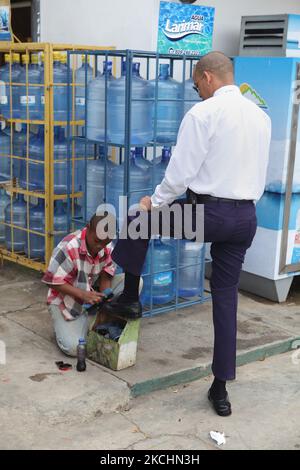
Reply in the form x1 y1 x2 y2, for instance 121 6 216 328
210 377 227 400
120 272 140 302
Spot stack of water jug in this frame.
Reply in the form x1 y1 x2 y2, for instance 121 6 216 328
82 57 205 305
0 51 91 261
0 50 205 303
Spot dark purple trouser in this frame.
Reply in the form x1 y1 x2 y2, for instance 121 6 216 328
112 199 257 381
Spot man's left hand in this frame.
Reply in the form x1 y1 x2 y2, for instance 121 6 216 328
140 196 152 211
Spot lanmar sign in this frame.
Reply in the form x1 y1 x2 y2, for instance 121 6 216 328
157 1 215 56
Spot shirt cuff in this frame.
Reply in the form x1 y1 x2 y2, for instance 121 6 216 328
151 192 169 208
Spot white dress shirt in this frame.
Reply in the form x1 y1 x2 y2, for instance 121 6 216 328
151 85 272 207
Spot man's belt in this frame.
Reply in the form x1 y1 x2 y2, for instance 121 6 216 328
186 189 253 205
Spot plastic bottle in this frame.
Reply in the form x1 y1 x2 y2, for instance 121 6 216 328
12 124 31 180
63 197 82 221
54 200 68 247
152 146 171 190
184 76 201 115
178 241 204 297
75 55 93 120
107 62 153 145
76 338 87 372
19 54 42 120
132 147 151 171
106 153 150 228
39 52 45 106
0 53 21 119
150 63 183 143
86 156 114 220
19 126 43 190
20 126 83 194
52 52 68 122
12 54 22 119
39 52 44 75
87 61 114 141
25 198 45 260
0 127 11 181
4 194 27 252
54 126 80 194
0 54 11 118
141 238 176 305
0 188 10 244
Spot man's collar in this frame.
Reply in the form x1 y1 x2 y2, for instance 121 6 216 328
213 85 241 97
79 227 88 255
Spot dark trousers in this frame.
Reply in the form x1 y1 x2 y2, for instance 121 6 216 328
112 198 257 381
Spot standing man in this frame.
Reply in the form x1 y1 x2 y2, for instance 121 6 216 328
107 52 271 416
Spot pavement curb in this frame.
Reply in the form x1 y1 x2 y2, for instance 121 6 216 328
130 335 300 397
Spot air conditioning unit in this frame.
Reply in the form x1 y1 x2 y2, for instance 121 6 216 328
239 14 300 57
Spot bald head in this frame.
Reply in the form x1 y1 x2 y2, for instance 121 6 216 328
193 52 234 100
195 52 233 81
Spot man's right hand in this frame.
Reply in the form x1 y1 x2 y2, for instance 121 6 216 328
81 290 104 305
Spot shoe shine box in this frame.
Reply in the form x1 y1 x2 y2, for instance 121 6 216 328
87 310 141 371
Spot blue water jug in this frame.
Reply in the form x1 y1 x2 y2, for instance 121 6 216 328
53 126 83 194
12 125 33 180
63 197 82 220
87 61 114 142
152 146 171 190
51 52 68 122
12 54 23 119
184 77 201 115
0 54 11 118
178 241 204 298
0 127 11 181
107 154 150 228
5 194 27 252
19 54 42 120
141 238 176 306
76 55 93 121
54 200 68 247
0 54 22 119
20 126 83 194
19 126 43 190
25 198 45 260
151 64 183 143
86 156 114 220
107 62 153 145
0 188 10 244
133 147 151 171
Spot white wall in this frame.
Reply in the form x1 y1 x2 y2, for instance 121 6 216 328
40 0 300 56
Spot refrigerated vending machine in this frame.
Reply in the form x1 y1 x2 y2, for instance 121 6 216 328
233 57 300 301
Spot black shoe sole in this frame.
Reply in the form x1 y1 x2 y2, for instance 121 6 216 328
104 304 142 320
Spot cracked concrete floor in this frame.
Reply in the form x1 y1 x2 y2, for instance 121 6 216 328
1 351 300 450
1 261 300 450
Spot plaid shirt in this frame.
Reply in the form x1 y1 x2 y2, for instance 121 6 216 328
42 228 115 320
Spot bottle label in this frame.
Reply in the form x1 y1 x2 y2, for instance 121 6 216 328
20 96 36 105
76 97 85 106
0 96 8 105
153 272 172 286
41 96 45 105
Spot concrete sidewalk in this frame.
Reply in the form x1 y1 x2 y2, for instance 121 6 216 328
1 350 300 449
0 261 299 436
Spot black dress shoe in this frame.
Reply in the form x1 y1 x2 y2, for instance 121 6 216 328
208 389 232 417
104 295 142 319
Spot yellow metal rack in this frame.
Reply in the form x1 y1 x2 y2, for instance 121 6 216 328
0 43 114 271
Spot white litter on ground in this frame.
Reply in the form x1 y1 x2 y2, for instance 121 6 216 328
209 430 226 446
